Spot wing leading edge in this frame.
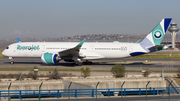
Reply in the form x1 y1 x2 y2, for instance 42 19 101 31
58 39 86 58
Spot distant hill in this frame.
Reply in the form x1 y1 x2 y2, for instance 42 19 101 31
0 34 178 49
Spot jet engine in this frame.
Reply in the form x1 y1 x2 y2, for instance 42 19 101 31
41 53 61 64
163 45 168 50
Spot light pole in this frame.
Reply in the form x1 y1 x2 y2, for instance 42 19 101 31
96 82 99 101
169 81 173 101
8 83 12 101
19 69 38 90
162 67 164 80
68 82 72 101
152 71 158 94
146 81 150 101
151 72 158 88
159 61 163 80
160 61 164 80
121 81 125 101
39 82 43 101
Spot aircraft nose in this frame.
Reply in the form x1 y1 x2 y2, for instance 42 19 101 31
2 50 5 56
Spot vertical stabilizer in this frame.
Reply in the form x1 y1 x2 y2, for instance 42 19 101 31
140 18 172 46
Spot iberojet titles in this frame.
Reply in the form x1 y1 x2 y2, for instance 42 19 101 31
17 45 40 51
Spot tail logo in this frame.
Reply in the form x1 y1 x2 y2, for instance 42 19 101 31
153 29 163 39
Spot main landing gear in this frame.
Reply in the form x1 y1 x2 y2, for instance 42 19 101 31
83 60 92 65
72 62 83 66
72 60 92 66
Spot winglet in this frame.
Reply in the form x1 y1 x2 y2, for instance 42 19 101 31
76 39 86 47
17 38 21 43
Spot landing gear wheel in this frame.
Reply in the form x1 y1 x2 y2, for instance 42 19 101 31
72 62 82 66
88 61 92 65
9 57 14 65
83 60 92 65
77 62 82 66
11 61 14 64
71 63 76 66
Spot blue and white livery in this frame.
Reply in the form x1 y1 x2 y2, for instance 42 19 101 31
2 18 172 65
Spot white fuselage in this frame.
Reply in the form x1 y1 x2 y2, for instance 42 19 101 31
2 41 147 60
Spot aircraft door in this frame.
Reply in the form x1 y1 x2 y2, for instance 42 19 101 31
41 45 46 52
13 45 17 52
90 45 94 52
129 46 133 53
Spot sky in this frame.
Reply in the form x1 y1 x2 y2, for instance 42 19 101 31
0 0 180 39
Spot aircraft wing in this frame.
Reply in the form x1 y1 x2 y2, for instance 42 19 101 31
58 39 86 58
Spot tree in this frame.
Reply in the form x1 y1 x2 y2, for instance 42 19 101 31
142 68 151 77
49 68 61 80
111 64 125 78
81 67 91 78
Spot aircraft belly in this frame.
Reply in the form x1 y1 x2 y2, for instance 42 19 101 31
83 50 129 59
81 51 104 59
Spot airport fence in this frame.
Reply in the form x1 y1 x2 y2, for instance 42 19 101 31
0 87 180 100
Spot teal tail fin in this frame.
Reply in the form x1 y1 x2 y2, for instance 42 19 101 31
140 18 172 46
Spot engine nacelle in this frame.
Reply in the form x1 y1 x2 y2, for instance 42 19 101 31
41 53 60 64
163 46 168 50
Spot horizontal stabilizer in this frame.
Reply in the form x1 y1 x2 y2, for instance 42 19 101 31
148 44 174 51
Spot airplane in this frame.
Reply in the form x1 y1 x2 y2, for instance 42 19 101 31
2 18 172 66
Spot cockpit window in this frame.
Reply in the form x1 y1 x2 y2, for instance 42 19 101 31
6 47 9 49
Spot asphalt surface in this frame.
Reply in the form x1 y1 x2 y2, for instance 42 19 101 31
11 95 180 101
0 57 180 71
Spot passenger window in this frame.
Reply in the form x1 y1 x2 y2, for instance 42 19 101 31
6 47 9 49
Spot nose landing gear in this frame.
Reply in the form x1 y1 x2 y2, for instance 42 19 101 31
11 61 14 64
9 57 14 64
